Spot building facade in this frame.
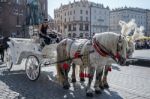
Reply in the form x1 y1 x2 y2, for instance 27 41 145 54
91 3 109 35
48 15 54 30
110 7 147 35
0 0 47 37
146 10 150 36
54 0 110 38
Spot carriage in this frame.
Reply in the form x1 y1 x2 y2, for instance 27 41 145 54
4 26 59 81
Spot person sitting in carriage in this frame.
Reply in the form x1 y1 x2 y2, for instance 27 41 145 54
39 18 51 48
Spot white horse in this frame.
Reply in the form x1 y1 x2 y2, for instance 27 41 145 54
56 32 128 97
100 20 144 89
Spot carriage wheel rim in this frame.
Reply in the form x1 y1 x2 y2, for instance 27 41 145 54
25 55 40 80
5 49 13 70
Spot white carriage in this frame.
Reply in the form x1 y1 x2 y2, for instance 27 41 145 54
4 26 58 81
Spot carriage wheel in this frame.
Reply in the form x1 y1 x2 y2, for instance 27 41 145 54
25 55 40 81
4 48 13 71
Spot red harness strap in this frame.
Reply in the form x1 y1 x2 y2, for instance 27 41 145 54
93 38 109 57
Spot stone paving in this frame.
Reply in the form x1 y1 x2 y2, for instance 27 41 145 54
0 50 150 99
0 63 150 99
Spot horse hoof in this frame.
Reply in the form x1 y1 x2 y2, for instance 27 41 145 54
99 86 104 90
86 92 93 97
104 84 109 89
80 78 85 82
95 90 102 94
63 85 70 90
72 79 76 83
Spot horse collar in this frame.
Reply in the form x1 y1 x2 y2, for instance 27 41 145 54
93 38 109 57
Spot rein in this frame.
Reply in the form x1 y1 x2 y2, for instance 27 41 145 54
42 50 95 66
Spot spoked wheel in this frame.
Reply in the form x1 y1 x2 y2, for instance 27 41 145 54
25 55 40 81
4 48 13 71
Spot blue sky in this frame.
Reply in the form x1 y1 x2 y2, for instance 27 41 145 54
48 0 150 18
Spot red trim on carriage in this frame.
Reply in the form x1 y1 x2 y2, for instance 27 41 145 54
93 39 109 57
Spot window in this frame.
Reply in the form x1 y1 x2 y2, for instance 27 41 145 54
70 11 72 15
85 24 89 31
68 33 71 37
79 24 83 31
68 24 71 31
80 10 82 14
64 25 67 29
79 33 83 38
86 17 88 21
73 33 76 38
86 10 88 15
64 18 66 22
73 24 76 31
80 16 83 21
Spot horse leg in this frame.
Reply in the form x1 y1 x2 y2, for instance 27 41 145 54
102 65 111 89
79 65 85 82
56 54 70 89
71 63 76 83
94 68 103 94
99 66 106 90
61 62 71 89
86 66 95 97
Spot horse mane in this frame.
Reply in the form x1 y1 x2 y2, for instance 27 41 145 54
131 26 144 41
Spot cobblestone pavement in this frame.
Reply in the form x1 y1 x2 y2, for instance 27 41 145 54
0 62 150 99
132 49 150 59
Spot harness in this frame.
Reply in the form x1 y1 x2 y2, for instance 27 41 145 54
74 40 88 58
92 35 123 63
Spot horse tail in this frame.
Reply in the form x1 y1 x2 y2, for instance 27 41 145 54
56 39 67 84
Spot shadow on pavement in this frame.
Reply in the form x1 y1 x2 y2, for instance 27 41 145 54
127 58 150 67
0 70 123 99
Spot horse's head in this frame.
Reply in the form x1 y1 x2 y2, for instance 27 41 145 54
116 35 128 65
126 26 144 58
92 33 128 66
